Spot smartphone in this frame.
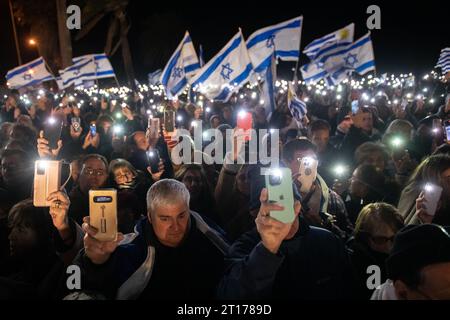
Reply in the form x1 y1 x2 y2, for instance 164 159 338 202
237 110 253 141
265 168 295 223
164 110 175 133
423 183 443 216
71 117 81 132
297 157 318 193
149 118 160 138
147 148 161 173
444 120 450 143
113 125 124 139
33 160 62 207
90 124 97 137
89 189 118 242
351 100 359 114
401 98 409 109
43 118 63 150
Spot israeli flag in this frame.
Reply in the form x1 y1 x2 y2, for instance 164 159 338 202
247 16 303 74
343 32 376 76
303 23 354 61
190 30 253 102
160 31 200 99
436 48 450 75
287 82 307 123
72 53 116 80
59 57 96 89
301 32 375 85
261 52 277 115
6 57 54 89
148 69 162 85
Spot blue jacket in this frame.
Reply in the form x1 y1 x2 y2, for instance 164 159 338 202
76 212 228 300
218 218 353 300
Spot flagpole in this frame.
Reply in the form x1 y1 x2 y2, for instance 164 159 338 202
293 16 303 84
8 0 22 65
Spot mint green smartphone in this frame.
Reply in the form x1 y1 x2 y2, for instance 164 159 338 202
264 168 295 223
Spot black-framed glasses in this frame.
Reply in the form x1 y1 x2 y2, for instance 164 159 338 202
82 167 106 177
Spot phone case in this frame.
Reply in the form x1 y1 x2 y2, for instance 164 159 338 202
44 120 63 150
297 158 318 193
424 184 443 216
164 111 175 133
89 189 118 242
265 168 295 223
33 160 62 207
237 111 253 141
71 117 81 132
90 124 97 136
149 118 160 138
147 149 160 173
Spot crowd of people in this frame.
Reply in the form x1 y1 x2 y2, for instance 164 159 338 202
0 73 450 300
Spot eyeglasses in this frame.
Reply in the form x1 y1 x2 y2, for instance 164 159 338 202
82 168 106 177
115 172 135 181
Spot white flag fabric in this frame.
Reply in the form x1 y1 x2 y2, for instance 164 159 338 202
190 30 253 102
59 53 116 89
436 48 450 74
246 16 303 73
303 23 354 61
72 53 116 80
6 57 54 89
160 31 200 99
59 57 96 89
287 82 307 122
301 32 375 86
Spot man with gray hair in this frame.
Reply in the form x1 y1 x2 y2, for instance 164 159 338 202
75 179 228 300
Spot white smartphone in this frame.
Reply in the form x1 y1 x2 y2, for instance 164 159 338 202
423 183 443 216
297 157 318 193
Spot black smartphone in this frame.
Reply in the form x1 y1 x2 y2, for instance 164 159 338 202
43 118 63 149
147 149 160 173
164 110 175 133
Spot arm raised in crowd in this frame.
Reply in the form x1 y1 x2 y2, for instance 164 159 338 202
37 130 63 159
47 190 85 265
218 189 301 299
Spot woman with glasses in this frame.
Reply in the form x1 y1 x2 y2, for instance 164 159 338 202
347 202 404 299
108 159 151 217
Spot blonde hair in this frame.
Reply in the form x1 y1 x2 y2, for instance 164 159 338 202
354 202 404 241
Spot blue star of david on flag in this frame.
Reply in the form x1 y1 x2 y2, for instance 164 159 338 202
172 67 183 79
220 63 233 80
315 61 324 69
73 68 81 76
344 53 358 68
22 72 33 80
266 35 276 48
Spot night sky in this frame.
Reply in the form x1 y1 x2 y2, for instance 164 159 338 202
0 0 448 85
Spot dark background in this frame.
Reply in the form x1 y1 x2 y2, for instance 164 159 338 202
0 0 448 84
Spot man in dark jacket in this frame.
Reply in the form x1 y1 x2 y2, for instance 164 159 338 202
218 188 352 299
339 107 381 166
75 179 227 300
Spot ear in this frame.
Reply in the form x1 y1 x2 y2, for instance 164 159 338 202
393 280 409 300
